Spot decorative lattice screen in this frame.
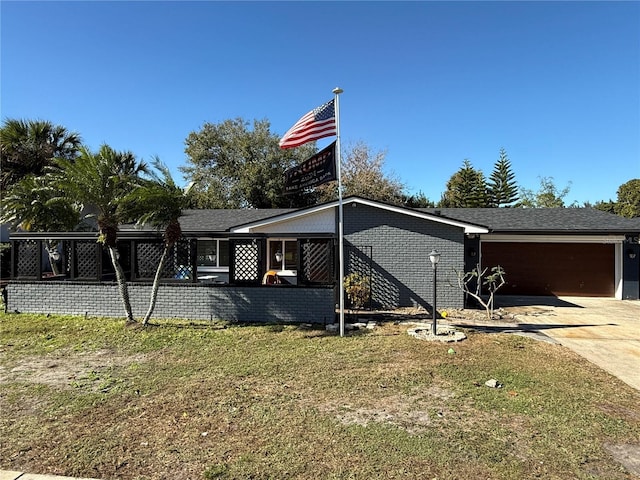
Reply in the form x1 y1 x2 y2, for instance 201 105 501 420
136 241 166 279
232 240 260 283
15 240 39 277
301 240 333 284
74 241 99 279
172 239 194 280
136 239 193 280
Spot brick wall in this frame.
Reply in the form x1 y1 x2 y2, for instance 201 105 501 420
6 282 335 324
343 204 465 309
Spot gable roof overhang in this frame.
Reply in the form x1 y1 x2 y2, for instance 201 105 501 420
230 196 490 235
418 207 640 236
11 198 636 242
479 233 627 244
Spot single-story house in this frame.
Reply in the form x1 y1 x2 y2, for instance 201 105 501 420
5 196 640 323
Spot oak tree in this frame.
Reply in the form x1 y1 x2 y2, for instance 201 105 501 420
181 118 317 209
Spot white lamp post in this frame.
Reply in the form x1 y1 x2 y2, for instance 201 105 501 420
429 249 441 335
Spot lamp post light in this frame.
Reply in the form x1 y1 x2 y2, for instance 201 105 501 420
429 249 441 335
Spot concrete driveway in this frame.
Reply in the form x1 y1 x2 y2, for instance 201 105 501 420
494 296 640 391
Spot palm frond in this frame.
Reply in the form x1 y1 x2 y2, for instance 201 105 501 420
121 158 186 244
0 174 81 232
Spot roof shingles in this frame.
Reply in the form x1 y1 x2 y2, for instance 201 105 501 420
422 208 640 234
177 208 295 233
170 200 640 235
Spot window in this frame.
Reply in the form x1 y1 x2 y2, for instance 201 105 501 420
269 239 297 271
197 239 229 268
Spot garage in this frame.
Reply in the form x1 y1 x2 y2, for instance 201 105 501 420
481 241 615 297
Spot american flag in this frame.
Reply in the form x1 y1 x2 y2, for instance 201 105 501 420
279 99 336 149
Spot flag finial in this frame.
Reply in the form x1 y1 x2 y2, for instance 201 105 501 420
333 87 343 94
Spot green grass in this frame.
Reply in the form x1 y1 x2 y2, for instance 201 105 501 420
1 312 639 479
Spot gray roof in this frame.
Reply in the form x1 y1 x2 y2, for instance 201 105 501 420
14 197 639 239
177 208 295 233
124 198 640 235
420 207 640 234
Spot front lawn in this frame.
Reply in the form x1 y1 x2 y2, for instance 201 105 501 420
1 313 639 479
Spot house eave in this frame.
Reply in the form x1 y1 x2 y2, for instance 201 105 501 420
231 196 490 234
230 202 338 233
481 233 627 243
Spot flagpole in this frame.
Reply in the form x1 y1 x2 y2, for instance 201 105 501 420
332 87 345 337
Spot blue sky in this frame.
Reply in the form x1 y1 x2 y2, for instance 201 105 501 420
2 1 639 205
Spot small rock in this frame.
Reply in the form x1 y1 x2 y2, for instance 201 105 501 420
366 322 377 330
326 324 338 333
485 379 502 388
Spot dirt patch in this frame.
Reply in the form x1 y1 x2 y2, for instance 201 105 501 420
320 385 457 434
0 349 148 391
446 305 558 322
349 305 557 326
599 402 640 423
604 443 640 476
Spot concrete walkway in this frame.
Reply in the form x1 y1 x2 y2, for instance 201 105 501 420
493 296 640 391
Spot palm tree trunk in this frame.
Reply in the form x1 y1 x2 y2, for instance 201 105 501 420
45 241 60 276
108 246 135 324
47 252 60 276
142 243 170 325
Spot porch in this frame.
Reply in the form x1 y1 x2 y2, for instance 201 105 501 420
8 232 335 286
6 232 337 323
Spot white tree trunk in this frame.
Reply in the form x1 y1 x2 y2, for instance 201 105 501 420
142 244 170 325
108 246 135 324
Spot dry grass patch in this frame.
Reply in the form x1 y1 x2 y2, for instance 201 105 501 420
1 313 639 479
0 348 148 392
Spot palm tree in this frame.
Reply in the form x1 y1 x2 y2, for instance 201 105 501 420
0 119 81 191
0 174 82 274
54 144 147 324
122 159 187 325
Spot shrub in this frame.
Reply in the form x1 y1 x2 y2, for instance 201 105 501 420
344 273 371 310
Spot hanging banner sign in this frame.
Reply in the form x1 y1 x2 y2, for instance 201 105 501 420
284 141 336 195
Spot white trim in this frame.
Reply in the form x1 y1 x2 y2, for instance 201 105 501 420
231 197 489 234
239 208 334 234
481 234 626 244
615 243 623 300
345 198 488 233
231 203 336 233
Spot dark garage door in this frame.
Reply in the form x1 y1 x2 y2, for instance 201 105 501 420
482 242 615 297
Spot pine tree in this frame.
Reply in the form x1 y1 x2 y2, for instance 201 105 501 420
488 148 519 207
440 159 488 207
